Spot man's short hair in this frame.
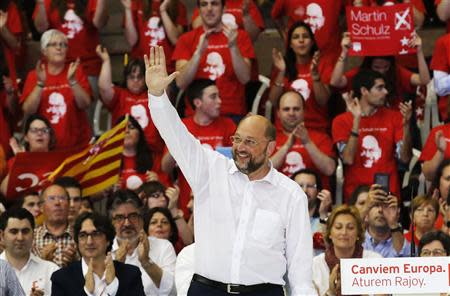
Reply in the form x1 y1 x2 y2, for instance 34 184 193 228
137 181 166 197
14 191 40 208
418 231 450 256
196 0 225 8
108 190 144 217
291 168 323 191
352 69 385 99
40 184 69 201
265 121 276 141
54 176 82 194
0 208 35 231
186 79 216 110
73 212 116 253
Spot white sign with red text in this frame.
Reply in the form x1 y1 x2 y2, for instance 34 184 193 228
341 257 450 295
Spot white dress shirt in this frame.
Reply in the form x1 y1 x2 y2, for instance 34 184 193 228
434 70 450 96
81 258 119 296
312 250 382 296
111 236 176 296
149 92 316 295
0 252 59 296
175 244 195 296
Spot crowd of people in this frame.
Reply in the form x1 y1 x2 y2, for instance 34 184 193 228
1 0 450 295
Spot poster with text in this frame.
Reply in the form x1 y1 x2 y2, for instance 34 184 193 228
346 4 416 56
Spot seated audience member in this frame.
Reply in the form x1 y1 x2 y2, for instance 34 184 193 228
33 0 108 88
0 0 23 87
0 48 19 160
436 0 450 32
430 32 450 122
269 22 333 133
119 115 168 191
312 205 382 296
0 208 59 295
120 0 187 74
291 169 331 255
353 0 425 28
54 176 83 227
33 184 78 268
271 91 336 182
421 122 450 181
96 47 164 153
161 79 235 215
331 32 430 109
362 185 409 257
271 0 343 63
16 192 42 221
145 207 184 253
0 259 25 296
348 185 370 220
405 195 439 248
429 159 450 229
332 69 412 201
172 0 254 119
0 114 56 196
51 212 145 296
109 190 177 295
138 182 194 248
21 29 92 150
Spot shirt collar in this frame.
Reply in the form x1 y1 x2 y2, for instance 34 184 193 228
365 229 392 245
0 252 39 271
42 223 72 238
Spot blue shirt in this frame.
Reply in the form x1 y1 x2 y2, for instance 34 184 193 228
363 230 411 257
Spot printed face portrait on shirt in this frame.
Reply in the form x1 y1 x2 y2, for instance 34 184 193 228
198 0 224 29
360 135 382 168
42 185 69 225
46 92 68 124
62 9 84 39
304 3 325 33
77 218 109 261
203 52 226 80
145 16 166 46
1 217 34 258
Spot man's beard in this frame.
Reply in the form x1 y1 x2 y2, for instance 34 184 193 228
232 150 266 175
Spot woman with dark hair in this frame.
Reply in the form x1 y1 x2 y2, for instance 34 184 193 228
405 195 440 247
120 0 187 74
313 204 381 296
33 0 108 81
0 114 56 195
330 31 430 108
269 21 333 133
96 46 164 154
119 115 169 191
348 185 370 219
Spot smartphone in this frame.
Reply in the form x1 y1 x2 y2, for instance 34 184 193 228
374 173 390 195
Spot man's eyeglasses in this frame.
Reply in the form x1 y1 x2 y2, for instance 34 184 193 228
46 195 69 203
29 127 51 135
230 135 267 147
112 213 141 224
420 249 447 257
78 230 104 241
47 42 68 48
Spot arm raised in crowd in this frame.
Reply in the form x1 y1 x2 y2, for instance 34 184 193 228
0 10 20 50
92 0 109 29
121 0 138 47
340 94 362 165
437 0 450 22
96 45 115 105
33 0 49 33
330 32 351 88
22 60 46 115
223 25 251 84
159 0 184 45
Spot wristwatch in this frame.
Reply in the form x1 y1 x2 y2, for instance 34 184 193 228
390 224 402 233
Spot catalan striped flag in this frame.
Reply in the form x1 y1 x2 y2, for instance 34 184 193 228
48 116 128 196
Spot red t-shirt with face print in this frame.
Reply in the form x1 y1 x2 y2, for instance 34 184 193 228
33 0 101 76
20 65 92 150
332 108 403 201
104 86 164 154
128 0 187 73
172 27 255 116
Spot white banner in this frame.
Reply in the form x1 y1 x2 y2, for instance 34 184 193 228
341 257 450 295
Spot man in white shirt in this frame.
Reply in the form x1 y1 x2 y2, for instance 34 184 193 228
0 208 59 296
146 46 316 295
109 190 177 296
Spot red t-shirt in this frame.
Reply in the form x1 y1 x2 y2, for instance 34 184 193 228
0 92 12 158
273 128 335 188
167 116 236 215
172 27 255 116
359 0 425 11
33 0 102 76
430 33 450 122
120 154 170 190
343 65 415 108
271 61 333 132
271 0 344 63
2 2 23 85
104 87 164 154
128 0 187 73
332 108 403 201
419 124 450 162
20 65 92 150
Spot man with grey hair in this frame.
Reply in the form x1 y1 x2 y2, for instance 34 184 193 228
109 190 177 295
147 47 315 295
